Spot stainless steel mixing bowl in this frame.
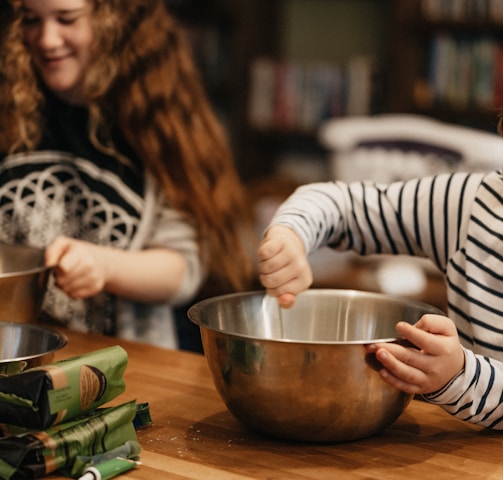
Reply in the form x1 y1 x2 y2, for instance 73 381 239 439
0 321 67 374
188 289 444 442
0 243 50 324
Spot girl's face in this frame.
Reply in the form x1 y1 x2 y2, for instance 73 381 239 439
21 0 93 104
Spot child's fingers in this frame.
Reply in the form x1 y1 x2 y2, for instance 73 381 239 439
278 292 296 309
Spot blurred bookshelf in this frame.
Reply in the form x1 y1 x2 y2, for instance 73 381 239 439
168 0 503 185
166 0 282 181
244 0 391 183
389 0 503 133
167 0 392 183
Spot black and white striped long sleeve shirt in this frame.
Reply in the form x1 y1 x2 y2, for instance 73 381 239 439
271 171 503 429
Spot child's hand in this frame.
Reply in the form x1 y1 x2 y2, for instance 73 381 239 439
45 236 107 299
257 225 313 308
366 314 465 395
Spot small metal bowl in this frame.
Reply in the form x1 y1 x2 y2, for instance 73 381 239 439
0 322 67 375
188 289 444 442
0 243 50 324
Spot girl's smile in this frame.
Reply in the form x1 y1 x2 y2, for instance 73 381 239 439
21 0 93 104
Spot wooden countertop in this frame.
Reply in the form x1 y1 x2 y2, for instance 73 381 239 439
46 327 503 480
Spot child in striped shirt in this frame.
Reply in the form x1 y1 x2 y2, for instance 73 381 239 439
258 170 503 429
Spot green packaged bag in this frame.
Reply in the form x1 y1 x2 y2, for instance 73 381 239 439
0 346 127 430
0 400 138 480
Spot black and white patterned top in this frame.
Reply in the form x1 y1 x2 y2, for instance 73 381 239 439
0 93 203 348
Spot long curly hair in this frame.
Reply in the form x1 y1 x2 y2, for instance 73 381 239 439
0 0 255 294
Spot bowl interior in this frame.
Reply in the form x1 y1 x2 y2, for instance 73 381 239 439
188 289 444 344
0 322 67 364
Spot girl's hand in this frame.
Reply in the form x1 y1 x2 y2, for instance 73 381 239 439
45 236 107 299
366 314 465 395
257 225 313 308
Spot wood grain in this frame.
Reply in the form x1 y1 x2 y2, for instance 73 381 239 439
44 327 502 480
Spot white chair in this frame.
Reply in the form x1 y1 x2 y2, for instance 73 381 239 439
319 114 503 183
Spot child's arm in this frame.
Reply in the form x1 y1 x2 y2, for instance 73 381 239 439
45 236 188 302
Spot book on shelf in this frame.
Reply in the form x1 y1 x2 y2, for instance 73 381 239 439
248 56 376 133
494 44 503 107
421 0 503 22
427 33 503 109
248 57 276 130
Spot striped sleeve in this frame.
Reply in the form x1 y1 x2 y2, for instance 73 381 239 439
271 172 486 272
424 348 503 429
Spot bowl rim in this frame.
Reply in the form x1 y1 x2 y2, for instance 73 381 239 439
0 265 49 278
187 288 445 345
0 321 68 364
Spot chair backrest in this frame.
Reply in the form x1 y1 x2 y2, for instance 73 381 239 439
319 114 503 183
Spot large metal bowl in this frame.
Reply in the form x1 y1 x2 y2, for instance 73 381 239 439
0 321 67 374
188 289 444 442
0 243 50 324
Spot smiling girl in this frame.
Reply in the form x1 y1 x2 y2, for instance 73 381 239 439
0 0 254 347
